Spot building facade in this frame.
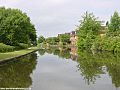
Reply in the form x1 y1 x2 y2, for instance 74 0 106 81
70 31 78 46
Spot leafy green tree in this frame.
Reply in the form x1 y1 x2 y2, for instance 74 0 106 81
59 34 70 44
46 37 59 45
108 11 120 36
0 53 37 88
38 36 45 43
77 12 101 49
53 37 60 43
0 7 37 46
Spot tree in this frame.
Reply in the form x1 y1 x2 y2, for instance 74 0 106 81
0 7 37 46
77 12 101 49
59 34 70 44
108 11 120 36
46 37 59 45
38 36 45 43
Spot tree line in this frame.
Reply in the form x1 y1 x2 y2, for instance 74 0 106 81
38 33 70 46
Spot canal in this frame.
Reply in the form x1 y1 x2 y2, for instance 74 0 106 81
0 47 120 90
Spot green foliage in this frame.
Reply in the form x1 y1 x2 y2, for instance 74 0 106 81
77 11 120 52
59 34 70 44
0 7 37 46
46 37 59 45
77 12 101 50
77 50 120 86
38 49 45 56
16 43 29 50
92 11 120 52
79 12 101 35
0 43 15 52
93 36 120 52
40 47 71 59
108 11 120 36
37 47 120 87
38 36 45 43
0 53 37 88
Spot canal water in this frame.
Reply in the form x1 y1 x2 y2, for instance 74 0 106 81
0 47 120 90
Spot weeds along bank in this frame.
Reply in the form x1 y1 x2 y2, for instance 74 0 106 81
0 7 37 52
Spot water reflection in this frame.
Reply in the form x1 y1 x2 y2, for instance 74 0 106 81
0 53 37 88
38 47 120 88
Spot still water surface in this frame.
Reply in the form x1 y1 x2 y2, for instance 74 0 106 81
0 47 120 90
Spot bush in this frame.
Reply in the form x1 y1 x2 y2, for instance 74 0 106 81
15 43 28 50
93 36 120 52
0 43 15 52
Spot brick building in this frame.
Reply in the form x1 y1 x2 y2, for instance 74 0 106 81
70 31 78 46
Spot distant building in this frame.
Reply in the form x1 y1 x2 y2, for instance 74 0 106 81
70 31 78 46
99 21 108 37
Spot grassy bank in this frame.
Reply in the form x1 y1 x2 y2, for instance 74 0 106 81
0 47 38 61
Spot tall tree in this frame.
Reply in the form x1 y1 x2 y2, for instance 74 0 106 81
77 12 101 49
38 36 45 43
108 11 120 36
59 34 70 44
0 7 37 46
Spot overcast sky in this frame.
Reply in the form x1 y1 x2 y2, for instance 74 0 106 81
0 0 120 37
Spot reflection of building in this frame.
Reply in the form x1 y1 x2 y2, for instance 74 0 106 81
70 46 78 60
70 31 78 46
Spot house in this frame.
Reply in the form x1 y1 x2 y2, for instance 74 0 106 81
70 31 78 46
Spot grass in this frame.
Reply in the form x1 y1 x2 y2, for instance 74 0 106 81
0 47 38 61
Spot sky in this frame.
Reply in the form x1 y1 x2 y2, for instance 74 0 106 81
0 0 120 38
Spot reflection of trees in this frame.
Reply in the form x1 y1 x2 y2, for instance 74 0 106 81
77 50 120 88
40 47 71 59
53 49 60 56
77 51 104 85
107 64 120 88
38 47 120 88
0 53 37 88
39 46 78 60
58 48 71 59
38 49 45 56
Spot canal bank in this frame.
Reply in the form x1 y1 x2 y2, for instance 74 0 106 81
0 47 38 64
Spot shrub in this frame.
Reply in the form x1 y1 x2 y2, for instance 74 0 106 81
93 36 120 52
15 43 28 50
0 43 15 52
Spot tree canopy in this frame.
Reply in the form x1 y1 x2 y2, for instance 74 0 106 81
0 7 37 46
46 37 59 45
108 11 120 36
59 34 70 44
38 36 45 43
77 12 101 49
